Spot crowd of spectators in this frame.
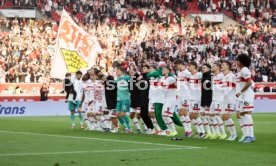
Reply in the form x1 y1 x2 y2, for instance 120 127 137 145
0 0 275 84
0 17 56 83
1 0 275 24
200 0 276 26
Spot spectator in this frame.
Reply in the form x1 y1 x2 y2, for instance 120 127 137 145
15 86 22 94
272 87 276 93
254 72 263 82
264 84 271 93
40 83 49 101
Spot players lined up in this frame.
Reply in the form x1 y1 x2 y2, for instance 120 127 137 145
64 54 255 143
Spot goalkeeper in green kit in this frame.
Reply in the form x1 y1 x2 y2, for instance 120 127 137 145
115 67 132 133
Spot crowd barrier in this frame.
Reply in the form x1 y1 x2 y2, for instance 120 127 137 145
0 83 275 116
0 101 68 116
0 94 275 117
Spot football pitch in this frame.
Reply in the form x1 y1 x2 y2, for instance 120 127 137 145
0 114 276 166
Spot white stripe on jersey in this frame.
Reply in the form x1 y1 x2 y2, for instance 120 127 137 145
82 80 95 103
212 73 224 102
222 72 237 104
188 72 202 101
237 67 255 102
176 69 191 99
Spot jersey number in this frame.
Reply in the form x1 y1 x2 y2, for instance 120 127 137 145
227 104 231 109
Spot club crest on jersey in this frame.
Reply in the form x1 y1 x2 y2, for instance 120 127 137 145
244 101 249 106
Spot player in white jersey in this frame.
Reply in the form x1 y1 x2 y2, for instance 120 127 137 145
146 66 163 135
174 59 192 137
188 61 205 138
160 66 178 137
80 72 100 131
79 73 94 130
93 74 109 131
147 64 168 135
236 54 255 143
210 62 227 140
81 70 105 132
221 61 238 141
98 74 111 131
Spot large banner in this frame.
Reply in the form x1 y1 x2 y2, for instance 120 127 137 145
0 99 275 117
254 99 276 113
0 101 68 117
51 10 101 79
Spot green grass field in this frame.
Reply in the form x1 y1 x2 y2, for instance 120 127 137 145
0 114 276 166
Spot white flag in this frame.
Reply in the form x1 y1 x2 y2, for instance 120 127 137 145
51 10 101 79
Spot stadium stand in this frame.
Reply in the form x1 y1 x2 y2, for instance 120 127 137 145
0 0 275 85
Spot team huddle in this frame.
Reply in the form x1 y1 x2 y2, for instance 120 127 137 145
64 53 256 143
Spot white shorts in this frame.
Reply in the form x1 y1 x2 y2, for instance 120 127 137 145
210 101 223 114
86 101 94 113
236 99 241 111
148 101 155 113
202 107 211 114
189 100 201 113
130 107 141 114
81 102 89 112
102 101 107 111
223 103 236 114
93 101 103 114
238 100 254 112
162 101 177 117
177 96 189 109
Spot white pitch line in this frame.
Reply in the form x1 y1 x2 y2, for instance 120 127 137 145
0 148 193 157
0 130 206 149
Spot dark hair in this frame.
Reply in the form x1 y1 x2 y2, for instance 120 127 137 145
76 71 83 75
202 63 211 69
117 67 125 73
222 61 232 69
189 61 198 69
174 59 184 65
82 73 90 81
93 68 100 73
107 75 114 80
236 53 251 67
65 72 71 77
163 66 172 72
98 74 105 80
94 69 101 76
